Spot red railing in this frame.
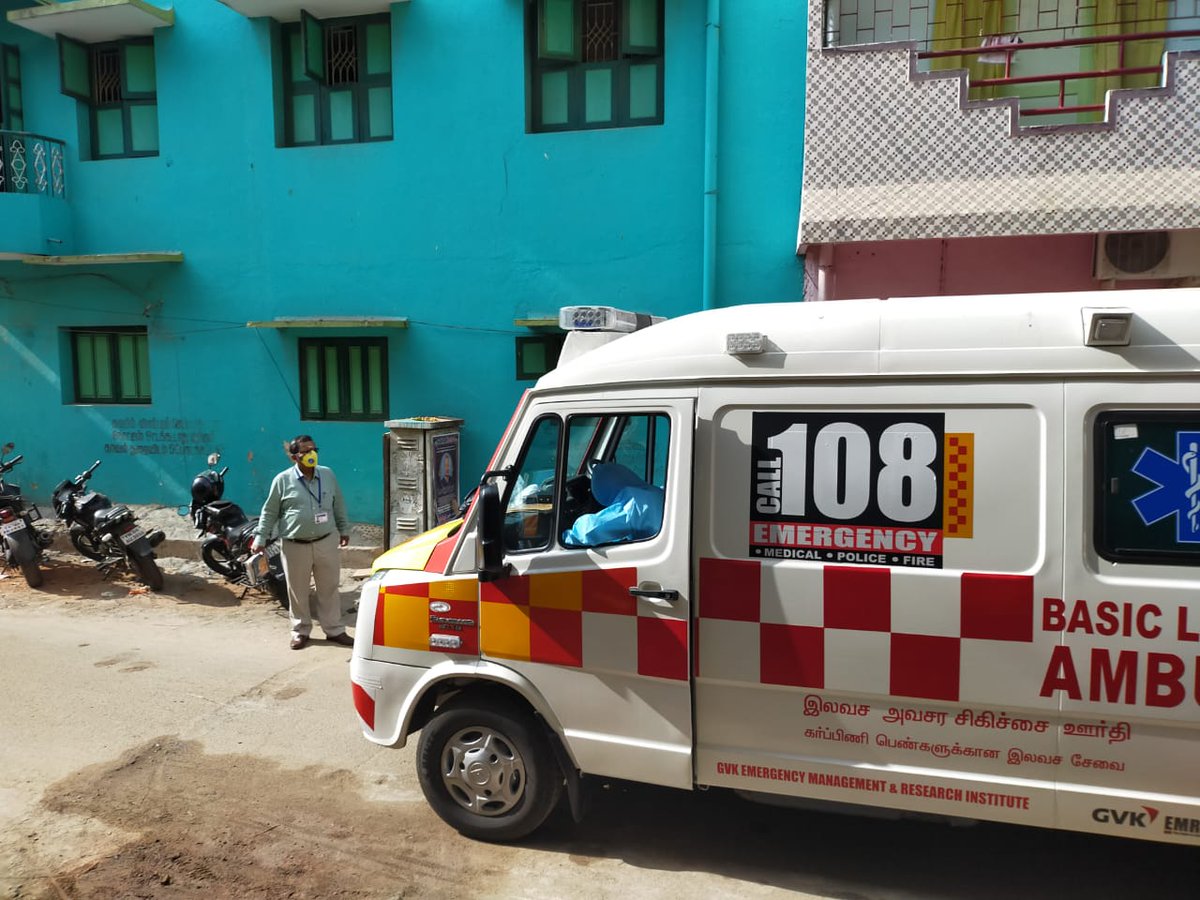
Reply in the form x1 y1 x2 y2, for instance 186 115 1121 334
917 28 1200 117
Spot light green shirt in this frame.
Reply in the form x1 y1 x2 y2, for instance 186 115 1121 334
256 464 349 543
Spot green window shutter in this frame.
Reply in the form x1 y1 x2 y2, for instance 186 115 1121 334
628 62 658 119
323 345 340 414
117 333 139 399
328 89 354 141
302 343 321 416
622 0 660 55
75 334 96 400
93 335 114 401
291 93 317 144
122 42 156 97
95 107 126 156
301 10 326 84
584 68 612 123
58 34 92 103
129 103 158 153
540 70 569 126
287 30 307 83
365 21 390 76
348 345 364 414
135 333 151 399
539 0 580 61
367 344 383 415
367 86 392 139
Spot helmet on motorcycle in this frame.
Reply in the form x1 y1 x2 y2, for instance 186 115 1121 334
190 473 223 505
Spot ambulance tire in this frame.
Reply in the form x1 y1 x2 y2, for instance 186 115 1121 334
417 699 563 842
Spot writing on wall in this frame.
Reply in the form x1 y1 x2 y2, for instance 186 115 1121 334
106 417 214 457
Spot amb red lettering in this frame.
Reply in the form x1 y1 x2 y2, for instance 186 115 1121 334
1039 646 1200 707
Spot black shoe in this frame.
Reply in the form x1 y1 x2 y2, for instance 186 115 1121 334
290 634 310 650
326 632 354 647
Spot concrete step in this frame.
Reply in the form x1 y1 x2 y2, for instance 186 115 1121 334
38 504 384 571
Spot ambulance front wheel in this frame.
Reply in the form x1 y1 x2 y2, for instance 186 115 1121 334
416 698 563 842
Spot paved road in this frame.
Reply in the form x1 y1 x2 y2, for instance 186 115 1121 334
1 555 1197 899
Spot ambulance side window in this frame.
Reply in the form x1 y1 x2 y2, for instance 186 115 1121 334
559 412 670 547
502 415 561 554
1095 411 1200 566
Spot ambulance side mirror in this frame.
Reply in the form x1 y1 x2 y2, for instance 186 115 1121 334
477 482 510 583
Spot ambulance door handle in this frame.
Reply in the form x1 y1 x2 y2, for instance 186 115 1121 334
629 585 679 603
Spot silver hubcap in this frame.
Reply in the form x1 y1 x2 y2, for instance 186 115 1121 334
440 726 526 816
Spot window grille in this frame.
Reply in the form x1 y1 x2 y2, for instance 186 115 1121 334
92 48 121 105
327 25 359 86
583 0 618 62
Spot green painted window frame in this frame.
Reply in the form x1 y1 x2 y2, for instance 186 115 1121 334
69 327 151 405
298 337 389 421
280 12 393 147
0 44 24 132
57 35 158 160
515 333 566 380
526 0 665 133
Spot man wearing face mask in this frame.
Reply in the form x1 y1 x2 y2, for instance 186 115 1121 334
253 434 352 650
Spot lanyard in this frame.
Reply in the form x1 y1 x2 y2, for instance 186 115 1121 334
296 467 322 507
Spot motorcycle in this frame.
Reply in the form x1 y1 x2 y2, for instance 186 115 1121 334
52 460 166 590
188 453 288 608
0 442 53 587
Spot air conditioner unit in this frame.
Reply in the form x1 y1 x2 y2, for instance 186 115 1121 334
1095 230 1200 280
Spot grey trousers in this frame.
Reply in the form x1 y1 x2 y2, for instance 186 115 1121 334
280 533 345 638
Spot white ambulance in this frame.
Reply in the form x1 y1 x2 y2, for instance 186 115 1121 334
350 290 1200 845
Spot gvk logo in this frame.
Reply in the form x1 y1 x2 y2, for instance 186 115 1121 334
1092 807 1160 828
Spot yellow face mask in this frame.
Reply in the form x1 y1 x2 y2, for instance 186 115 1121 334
300 450 318 468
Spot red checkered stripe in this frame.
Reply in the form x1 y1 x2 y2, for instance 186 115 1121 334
698 558 1033 701
480 567 688 680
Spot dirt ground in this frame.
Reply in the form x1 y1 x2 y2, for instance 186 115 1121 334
4 549 1199 900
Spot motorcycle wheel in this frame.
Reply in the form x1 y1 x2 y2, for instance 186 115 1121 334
131 554 164 591
266 575 290 609
200 539 239 578
19 557 43 588
70 527 107 562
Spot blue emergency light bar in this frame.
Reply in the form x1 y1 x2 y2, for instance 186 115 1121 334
559 306 663 333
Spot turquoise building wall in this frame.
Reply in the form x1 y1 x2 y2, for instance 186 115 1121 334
0 0 805 523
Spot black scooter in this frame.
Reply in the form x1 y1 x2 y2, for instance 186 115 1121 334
52 460 166 590
0 442 52 587
188 453 288 607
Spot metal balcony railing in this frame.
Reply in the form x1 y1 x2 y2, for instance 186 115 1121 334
823 0 1200 122
0 131 66 198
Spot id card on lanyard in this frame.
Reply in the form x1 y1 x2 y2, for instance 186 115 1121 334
299 470 327 525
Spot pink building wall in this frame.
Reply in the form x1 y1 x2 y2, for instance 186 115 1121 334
812 235 1175 300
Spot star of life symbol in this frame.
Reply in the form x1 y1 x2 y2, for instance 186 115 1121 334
1131 431 1200 543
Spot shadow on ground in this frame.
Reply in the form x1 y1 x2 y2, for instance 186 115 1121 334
18 738 1198 900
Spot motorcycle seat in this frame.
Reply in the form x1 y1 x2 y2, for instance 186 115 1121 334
205 501 249 529
92 505 130 525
